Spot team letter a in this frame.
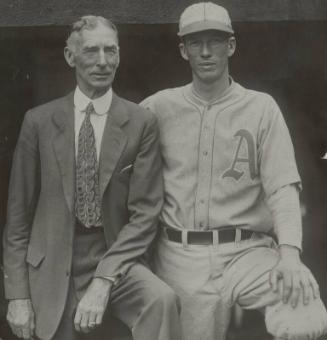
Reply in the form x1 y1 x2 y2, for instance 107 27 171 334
223 129 256 181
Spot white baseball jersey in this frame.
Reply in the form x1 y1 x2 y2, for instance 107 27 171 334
140 79 301 247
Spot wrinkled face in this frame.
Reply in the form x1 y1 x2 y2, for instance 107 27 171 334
180 30 236 84
64 24 120 97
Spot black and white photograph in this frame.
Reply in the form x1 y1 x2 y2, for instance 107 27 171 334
0 1 327 340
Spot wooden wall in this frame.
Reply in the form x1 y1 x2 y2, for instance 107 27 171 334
0 0 327 27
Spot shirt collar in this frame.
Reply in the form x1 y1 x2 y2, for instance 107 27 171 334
183 77 237 108
74 86 113 115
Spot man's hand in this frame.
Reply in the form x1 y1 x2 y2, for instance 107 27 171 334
74 277 113 333
270 245 320 308
7 299 35 339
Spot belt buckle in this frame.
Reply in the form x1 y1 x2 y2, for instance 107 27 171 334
188 230 213 245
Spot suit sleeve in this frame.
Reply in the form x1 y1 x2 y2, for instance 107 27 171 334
3 111 40 299
95 113 163 279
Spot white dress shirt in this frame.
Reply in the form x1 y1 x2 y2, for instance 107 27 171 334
74 86 117 283
74 86 113 160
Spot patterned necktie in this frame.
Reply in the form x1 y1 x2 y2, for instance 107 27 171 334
75 102 102 227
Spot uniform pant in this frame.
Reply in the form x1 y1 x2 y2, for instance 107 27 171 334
51 230 181 340
154 232 327 340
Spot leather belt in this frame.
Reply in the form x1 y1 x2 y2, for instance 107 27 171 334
75 220 104 235
164 228 254 245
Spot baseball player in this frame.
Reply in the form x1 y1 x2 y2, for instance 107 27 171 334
140 3 327 340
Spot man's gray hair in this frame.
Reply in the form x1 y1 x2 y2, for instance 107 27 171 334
66 15 119 52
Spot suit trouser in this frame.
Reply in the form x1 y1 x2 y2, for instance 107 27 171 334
51 230 181 340
154 232 327 340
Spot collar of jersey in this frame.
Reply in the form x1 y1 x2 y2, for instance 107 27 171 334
183 77 239 108
74 86 113 115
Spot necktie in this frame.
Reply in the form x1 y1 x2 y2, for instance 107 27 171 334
75 102 102 227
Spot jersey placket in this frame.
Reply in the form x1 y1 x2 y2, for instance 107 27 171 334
194 104 217 230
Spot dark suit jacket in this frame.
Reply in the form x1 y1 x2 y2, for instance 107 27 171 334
3 92 163 340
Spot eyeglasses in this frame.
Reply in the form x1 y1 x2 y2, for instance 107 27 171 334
185 37 229 53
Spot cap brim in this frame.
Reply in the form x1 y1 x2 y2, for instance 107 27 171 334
178 20 234 37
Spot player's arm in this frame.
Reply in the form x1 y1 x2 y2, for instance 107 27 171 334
259 96 319 308
266 184 320 308
3 111 40 338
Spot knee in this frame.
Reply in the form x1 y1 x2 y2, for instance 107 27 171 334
156 284 180 311
146 284 180 314
265 298 327 340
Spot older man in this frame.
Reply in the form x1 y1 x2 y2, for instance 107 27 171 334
141 3 327 340
3 15 181 340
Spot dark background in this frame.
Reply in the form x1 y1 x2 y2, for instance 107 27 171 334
0 18 327 340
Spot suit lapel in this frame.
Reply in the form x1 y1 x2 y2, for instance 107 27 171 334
52 92 76 213
99 93 129 199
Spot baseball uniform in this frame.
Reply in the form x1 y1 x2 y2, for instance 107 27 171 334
140 79 327 340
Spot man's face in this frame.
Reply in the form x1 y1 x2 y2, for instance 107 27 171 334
180 30 235 84
64 24 120 97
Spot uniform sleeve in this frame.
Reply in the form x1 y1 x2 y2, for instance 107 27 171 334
265 183 302 250
259 96 301 197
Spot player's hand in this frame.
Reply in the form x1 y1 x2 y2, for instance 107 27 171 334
270 245 320 308
7 299 35 339
74 277 113 333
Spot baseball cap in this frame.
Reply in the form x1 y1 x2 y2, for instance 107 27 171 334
178 2 234 37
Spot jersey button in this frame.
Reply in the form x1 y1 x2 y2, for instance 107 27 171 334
200 199 205 204
203 151 208 156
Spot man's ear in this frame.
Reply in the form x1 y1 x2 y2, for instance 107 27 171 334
64 47 75 68
115 49 120 68
227 37 236 57
179 42 189 61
